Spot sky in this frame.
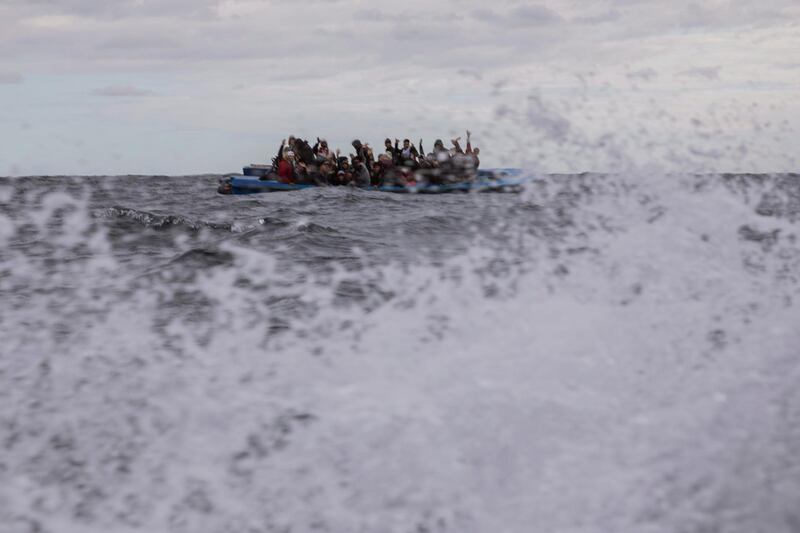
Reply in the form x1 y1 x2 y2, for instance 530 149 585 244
0 0 798 175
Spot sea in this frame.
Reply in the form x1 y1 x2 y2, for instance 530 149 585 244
1 172 799 533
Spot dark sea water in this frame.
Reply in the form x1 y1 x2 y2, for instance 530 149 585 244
1 173 800 533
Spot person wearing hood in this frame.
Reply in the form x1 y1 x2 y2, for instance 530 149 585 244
351 139 374 166
352 156 371 188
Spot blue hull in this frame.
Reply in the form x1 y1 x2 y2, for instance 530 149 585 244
223 169 528 195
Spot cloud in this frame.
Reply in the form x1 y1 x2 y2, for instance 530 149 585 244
0 0 798 174
8 0 222 20
472 5 561 28
627 68 658 82
679 67 722 80
92 85 155 97
572 9 621 24
508 5 561 26
20 14 88 29
0 72 23 84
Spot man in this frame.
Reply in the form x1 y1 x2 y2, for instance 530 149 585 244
351 139 372 164
313 138 332 161
399 139 419 168
384 138 398 162
466 130 480 169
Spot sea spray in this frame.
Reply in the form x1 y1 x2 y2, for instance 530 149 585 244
0 172 799 532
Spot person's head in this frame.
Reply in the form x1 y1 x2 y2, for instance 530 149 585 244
384 138 392 147
288 135 296 145
319 139 328 148
320 161 331 173
434 139 444 149
341 159 350 169
473 147 480 155
403 139 410 148
353 156 363 165
285 150 295 161
352 139 362 150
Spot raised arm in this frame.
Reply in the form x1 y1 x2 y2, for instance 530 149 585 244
274 139 285 167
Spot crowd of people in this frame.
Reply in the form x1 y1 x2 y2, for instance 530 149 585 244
268 131 481 187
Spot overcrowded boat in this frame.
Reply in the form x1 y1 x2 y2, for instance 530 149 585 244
218 132 529 195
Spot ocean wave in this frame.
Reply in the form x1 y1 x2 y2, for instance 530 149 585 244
1 172 799 533
99 206 235 232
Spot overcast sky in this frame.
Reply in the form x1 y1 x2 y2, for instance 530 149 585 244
1 0 798 175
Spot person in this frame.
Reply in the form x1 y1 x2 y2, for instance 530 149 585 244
399 139 419 168
293 137 315 165
277 150 295 183
466 131 480 169
449 135 476 181
313 138 333 162
352 156 371 187
331 169 348 186
369 160 382 186
317 160 335 185
351 139 366 160
272 138 287 169
384 138 399 163
375 153 398 186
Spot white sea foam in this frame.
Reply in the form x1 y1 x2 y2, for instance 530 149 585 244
0 172 799 532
